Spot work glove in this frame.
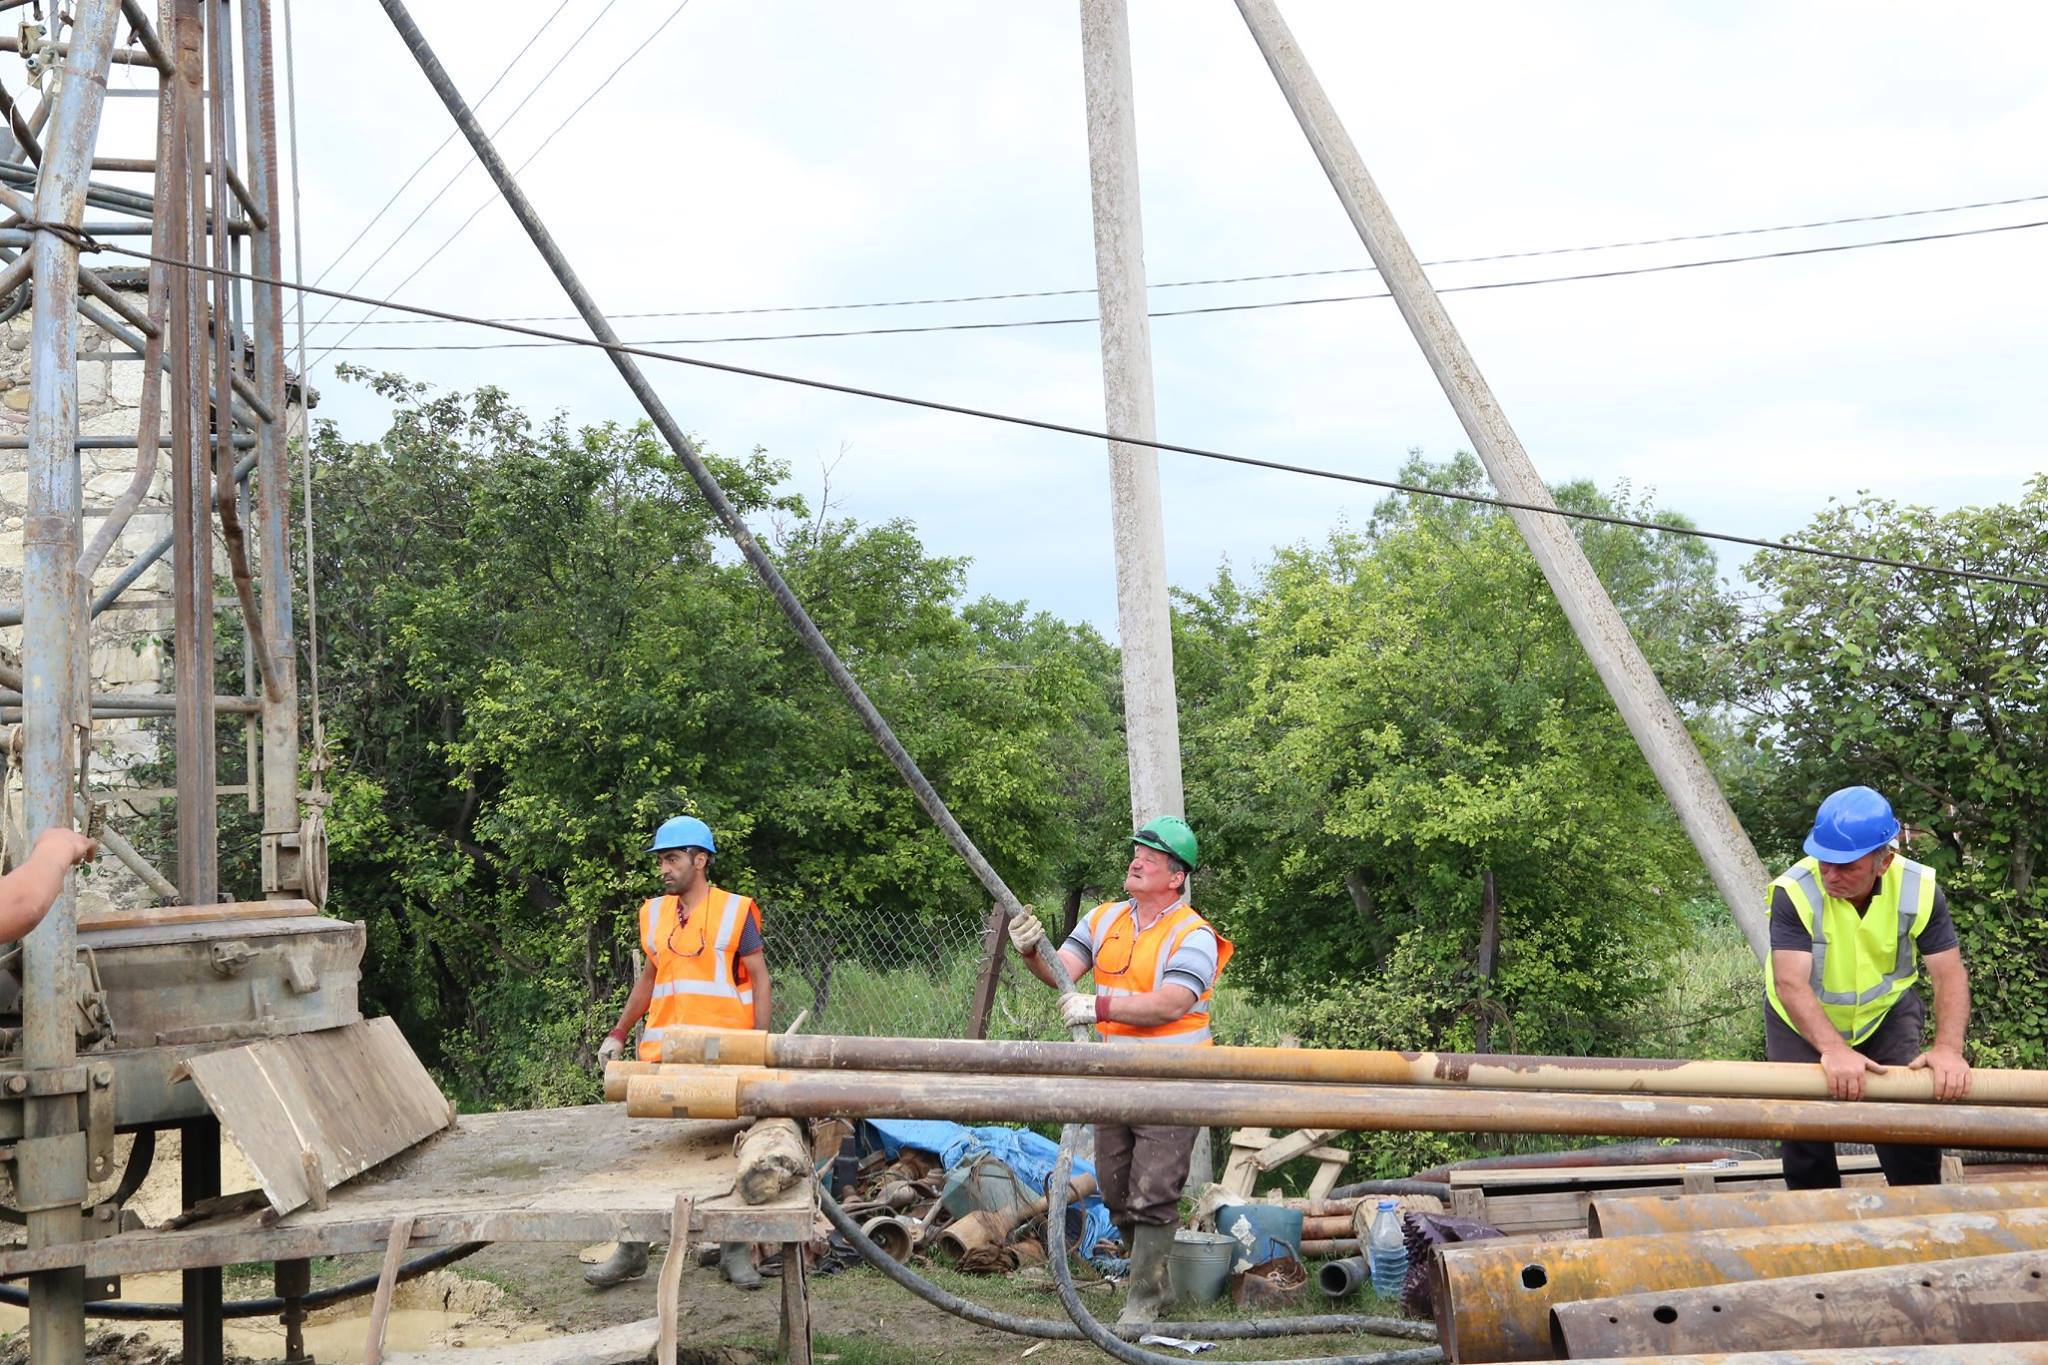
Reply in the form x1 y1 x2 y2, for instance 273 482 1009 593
1007 908 1047 958
1059 991 1097 1029
596 1033 625 1071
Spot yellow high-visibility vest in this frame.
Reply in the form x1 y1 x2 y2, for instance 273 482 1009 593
1765 855 1935 1045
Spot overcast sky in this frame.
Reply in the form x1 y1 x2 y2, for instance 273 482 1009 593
228 1 2046 632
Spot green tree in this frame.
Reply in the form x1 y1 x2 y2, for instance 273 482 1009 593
1737 478 2048 1066
311 372 1114 1104
1183 456 1734 1061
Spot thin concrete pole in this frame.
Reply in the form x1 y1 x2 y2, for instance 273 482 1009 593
21 5 123 1357
1078 0 1183 825
1229 0 1771 959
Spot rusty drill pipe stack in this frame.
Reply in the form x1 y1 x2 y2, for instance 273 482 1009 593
1521 1349 2048 1365
617 1027 2048 1105
1435 1205 2048 1363
1549 1249 2048 1358
1590 1178 2048 1238
621 1066 2048 1151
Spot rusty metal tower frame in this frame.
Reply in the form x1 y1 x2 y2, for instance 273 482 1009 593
2 0 311 1357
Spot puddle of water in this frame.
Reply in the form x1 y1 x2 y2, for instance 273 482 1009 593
0 1270 554 1363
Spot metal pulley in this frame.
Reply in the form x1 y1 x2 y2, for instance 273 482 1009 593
298 807 328 909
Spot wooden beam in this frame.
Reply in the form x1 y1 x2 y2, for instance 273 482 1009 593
964 903 1010 1040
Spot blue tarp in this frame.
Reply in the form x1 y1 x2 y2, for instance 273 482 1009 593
859 1119 1116 1260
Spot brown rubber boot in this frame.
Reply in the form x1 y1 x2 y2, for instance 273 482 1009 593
1117 1223 1175 1326
719 1241 763 1290
583 1240 649 1288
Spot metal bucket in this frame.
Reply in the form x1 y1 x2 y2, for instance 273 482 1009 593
1168 1231 1236 1305
1216 1203 1305 1273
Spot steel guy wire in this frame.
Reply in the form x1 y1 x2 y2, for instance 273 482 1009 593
305 0 574 291
320 215 2048 350
67 232 2048 593
296 0 627 348
300 0 696 376
311 189 2048 329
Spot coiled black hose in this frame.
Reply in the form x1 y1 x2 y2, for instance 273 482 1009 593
0 1240 486 1320
818 1181 1432 1348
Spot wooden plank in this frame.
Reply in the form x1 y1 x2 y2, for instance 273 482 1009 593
78 897 315 932
387 1319 661 1365
964 904 1011 1041
1305 1160 1346 1201
656 1196 692 1365
0 1107 818 1279
1446 1154 1883 1188
778 1239 812 1365
184 1017 452 1217
1249 1127 1339 1171
364 1215 415 1365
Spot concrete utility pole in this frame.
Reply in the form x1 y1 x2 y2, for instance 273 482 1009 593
1230 0 1773 960
1079 0 1185 826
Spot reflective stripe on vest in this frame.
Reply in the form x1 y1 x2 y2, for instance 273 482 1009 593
1083 899 1233 1045
638 887 759 1059
1766 856 1935 1046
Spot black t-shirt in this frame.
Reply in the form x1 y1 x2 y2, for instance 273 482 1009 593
1768 883 1959 956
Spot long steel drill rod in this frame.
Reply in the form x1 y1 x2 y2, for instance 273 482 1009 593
615 1027 2048 1106
373 0 1034 928
623 1066 2048 1151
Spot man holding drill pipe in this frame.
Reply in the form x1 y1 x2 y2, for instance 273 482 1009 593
1008 816 1232 1326
587 815 772 1290
1765 786 1973 1189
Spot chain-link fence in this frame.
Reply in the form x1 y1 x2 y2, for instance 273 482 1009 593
761 901 1070 1042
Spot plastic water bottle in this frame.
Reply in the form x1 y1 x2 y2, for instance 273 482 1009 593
1366 1199 1408 1297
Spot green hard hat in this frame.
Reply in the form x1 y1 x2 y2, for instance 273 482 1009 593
1132 815 1199 872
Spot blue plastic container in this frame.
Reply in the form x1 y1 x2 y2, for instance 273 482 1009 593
1215 1203 1305 1273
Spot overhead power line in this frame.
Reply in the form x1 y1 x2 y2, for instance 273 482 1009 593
320 215 2048 351
300 0 697 375
72 233 2048 594
309 189 2048 329
308 0 575 290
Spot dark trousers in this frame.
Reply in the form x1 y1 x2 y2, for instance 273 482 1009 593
1763 993 1942 1189
1094 1122 1198 1227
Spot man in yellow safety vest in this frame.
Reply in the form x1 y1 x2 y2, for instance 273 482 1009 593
1008 816 1232 1326
1764 786 1973 1189
587 815 772 1290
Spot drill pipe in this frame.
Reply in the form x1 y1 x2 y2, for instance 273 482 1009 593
1590 1178 2048 1238
1521 1350 2048 1365
1549 1249 2048 1358
1435 1205 2048 1363
618 1026 2048 1105
621 1066 2048 1151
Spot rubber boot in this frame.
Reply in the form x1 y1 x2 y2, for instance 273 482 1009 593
583 1240 649 1288
1117 1223 1176 1326
719 1241 763 1291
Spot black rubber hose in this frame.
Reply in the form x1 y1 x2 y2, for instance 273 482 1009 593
1044 1124 1443 1365
818 1183 1431 1345
0 1240 487 1320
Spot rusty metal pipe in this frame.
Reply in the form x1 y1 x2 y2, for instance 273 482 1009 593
620 1066 2048 1152
1436 1205 2048 1363
1590 1179 2048 1238
1549 1249 2048 1358
629 1027 2048 1106
1534 1350 2048 1364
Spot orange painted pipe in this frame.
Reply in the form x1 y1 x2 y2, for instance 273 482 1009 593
608 1026 2048 1105
1589 1179 2048 1238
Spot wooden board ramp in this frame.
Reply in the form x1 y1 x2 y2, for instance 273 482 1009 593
385 1318 661 1365
183 1016 453 1217
77 897 317 932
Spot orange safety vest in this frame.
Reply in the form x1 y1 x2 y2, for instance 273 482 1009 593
1082 898 1233 1045
637 886 764 1060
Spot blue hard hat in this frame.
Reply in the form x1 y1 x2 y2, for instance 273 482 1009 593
647 815 716 854
1803 786 1900 863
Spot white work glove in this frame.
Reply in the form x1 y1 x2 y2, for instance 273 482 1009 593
596 1034 625 1071
1007 908 1047 957
1059 992 1097 1029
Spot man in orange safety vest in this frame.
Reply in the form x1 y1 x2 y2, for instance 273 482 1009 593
1008 815 1231 1327
587 815 772 1290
